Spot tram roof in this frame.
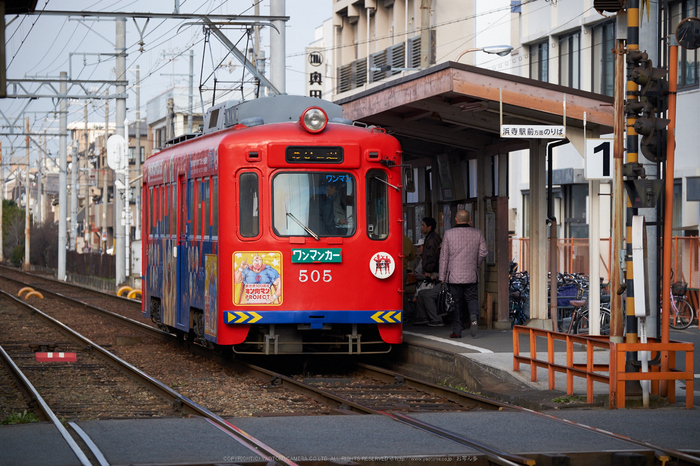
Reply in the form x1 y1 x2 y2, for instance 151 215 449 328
334 61 615 161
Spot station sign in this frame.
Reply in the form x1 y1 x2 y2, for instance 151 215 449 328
585 138 613 180
500 125 566 138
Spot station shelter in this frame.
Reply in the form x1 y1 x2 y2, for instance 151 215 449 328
336 62 615 329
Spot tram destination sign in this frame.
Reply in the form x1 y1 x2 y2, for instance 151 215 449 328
286 146 344 163
500 124 566 138
292 248 342 263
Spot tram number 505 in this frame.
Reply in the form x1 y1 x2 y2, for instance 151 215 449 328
299 269 332 283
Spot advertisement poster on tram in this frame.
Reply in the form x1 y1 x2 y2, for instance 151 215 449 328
204 255 218 336
233 252 283 305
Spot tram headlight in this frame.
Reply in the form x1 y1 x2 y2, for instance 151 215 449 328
300 107 328 133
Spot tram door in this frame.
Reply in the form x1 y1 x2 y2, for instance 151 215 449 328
177 174 188 328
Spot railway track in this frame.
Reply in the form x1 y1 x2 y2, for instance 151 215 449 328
0 269 329 419
2 267 699 465
0 292 301 466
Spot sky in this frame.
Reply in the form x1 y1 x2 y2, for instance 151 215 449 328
1 0 510 164
1 0 332 162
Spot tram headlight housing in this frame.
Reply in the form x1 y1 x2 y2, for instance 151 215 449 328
300 107 328 133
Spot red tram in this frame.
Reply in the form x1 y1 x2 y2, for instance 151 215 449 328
142 95 404 354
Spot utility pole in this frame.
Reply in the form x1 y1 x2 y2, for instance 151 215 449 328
125 119 130 280
103 94 109 252
624 0 641 385
115 17 127 285
84 101 90 251
39 130 45 224
58 72 67 280
24 117 30 270
660 35 679 397
135 65 141 241
188 51 193 133
420 0 431 69
610 36 625 343
71 140 78 251
270 0 285 94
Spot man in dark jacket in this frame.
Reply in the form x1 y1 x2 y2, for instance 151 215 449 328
412 217 444 327
439 210 487 338
420 217 441 279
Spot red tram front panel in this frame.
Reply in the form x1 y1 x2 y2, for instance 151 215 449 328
216 121 403 347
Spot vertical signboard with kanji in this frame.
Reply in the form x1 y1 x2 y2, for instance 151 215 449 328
306 47 324 99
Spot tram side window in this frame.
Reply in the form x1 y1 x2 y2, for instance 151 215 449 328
202 177 210 240
194 179 200 239
188 179 194 237
149 187 154 237
164 184 169 236
171 182 177 237
239 172 259 237
366 170 389 240
158 185 163 236
212 176 219 238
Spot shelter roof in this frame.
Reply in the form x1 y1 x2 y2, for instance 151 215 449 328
336 62 614 159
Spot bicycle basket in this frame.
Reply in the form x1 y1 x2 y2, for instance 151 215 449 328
557 284 579 307
672 281 687 296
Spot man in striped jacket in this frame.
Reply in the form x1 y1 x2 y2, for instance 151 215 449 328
439 210 488 338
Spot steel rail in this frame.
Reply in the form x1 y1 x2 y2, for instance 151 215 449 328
0 345 92 466
354 362 514 411
0 291 298 466
229 360 533 465
387 412 530 466
517 405 700 466
0 264 141 305
0 271 153 333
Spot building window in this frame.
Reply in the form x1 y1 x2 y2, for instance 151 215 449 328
688 176 700 201
529 41 549 82
154 127 167 150
559 32 580 89
592 20 616 96
673 180 683 230
669 0 699 88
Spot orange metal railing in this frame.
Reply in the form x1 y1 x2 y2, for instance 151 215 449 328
512 325 694 409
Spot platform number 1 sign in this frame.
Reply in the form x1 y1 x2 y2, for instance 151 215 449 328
585 138 613 180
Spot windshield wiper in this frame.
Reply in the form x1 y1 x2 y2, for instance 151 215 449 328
286 212 320 241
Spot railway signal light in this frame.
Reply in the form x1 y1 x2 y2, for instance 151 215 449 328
634 101 670 162
627 52 670 162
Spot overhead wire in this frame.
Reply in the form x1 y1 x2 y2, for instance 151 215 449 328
8 0 52 68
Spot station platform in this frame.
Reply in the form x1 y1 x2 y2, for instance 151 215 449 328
400 323 700 410
2 324 699 465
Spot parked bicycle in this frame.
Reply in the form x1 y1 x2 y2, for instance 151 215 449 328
665 281 695 330
561 298 611 335
509 262 529 328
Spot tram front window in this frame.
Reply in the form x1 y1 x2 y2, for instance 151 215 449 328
272 172 356 238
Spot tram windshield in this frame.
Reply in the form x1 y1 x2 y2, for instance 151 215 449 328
272 172 356 238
